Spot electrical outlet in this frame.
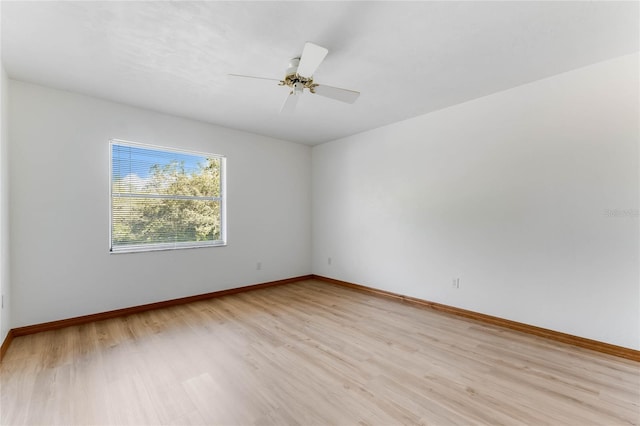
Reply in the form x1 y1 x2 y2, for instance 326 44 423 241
328 257 332 265
1 295 3 309
256 261 262 270
452 278 460 289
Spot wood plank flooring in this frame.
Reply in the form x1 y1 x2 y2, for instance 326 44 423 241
1 279 638 425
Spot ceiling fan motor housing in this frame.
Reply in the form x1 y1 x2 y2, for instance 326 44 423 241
286 58 300 77
281 57 318 94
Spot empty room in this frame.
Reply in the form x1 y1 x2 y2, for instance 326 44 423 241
0 1 638 425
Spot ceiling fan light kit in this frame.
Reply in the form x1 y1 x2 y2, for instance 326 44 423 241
231 42 360 113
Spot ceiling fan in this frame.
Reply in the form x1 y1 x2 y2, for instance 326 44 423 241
230 42 360 113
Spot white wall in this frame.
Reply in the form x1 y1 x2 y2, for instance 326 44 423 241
9 81 311 328
0 65 10 342
312 54 639 350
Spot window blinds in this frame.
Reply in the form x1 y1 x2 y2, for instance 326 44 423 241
110 140 225 252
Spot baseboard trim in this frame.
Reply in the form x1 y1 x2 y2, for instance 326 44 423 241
10 275 313 340
0 329 14 362
313 275 640 362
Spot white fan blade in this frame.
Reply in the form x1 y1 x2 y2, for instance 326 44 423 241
313 84 360 104
228 73 281 82
296 42 328 78
280 92 300 114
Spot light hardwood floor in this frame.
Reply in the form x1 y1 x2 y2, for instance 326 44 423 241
1 279 638 425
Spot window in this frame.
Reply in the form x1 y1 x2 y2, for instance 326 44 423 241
110 140 226 253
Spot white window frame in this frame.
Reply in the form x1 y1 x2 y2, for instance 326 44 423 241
109 139 227 253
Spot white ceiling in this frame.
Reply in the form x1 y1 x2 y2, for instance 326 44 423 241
1 1 638 145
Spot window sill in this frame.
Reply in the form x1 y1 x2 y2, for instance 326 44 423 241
110 241 227 254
